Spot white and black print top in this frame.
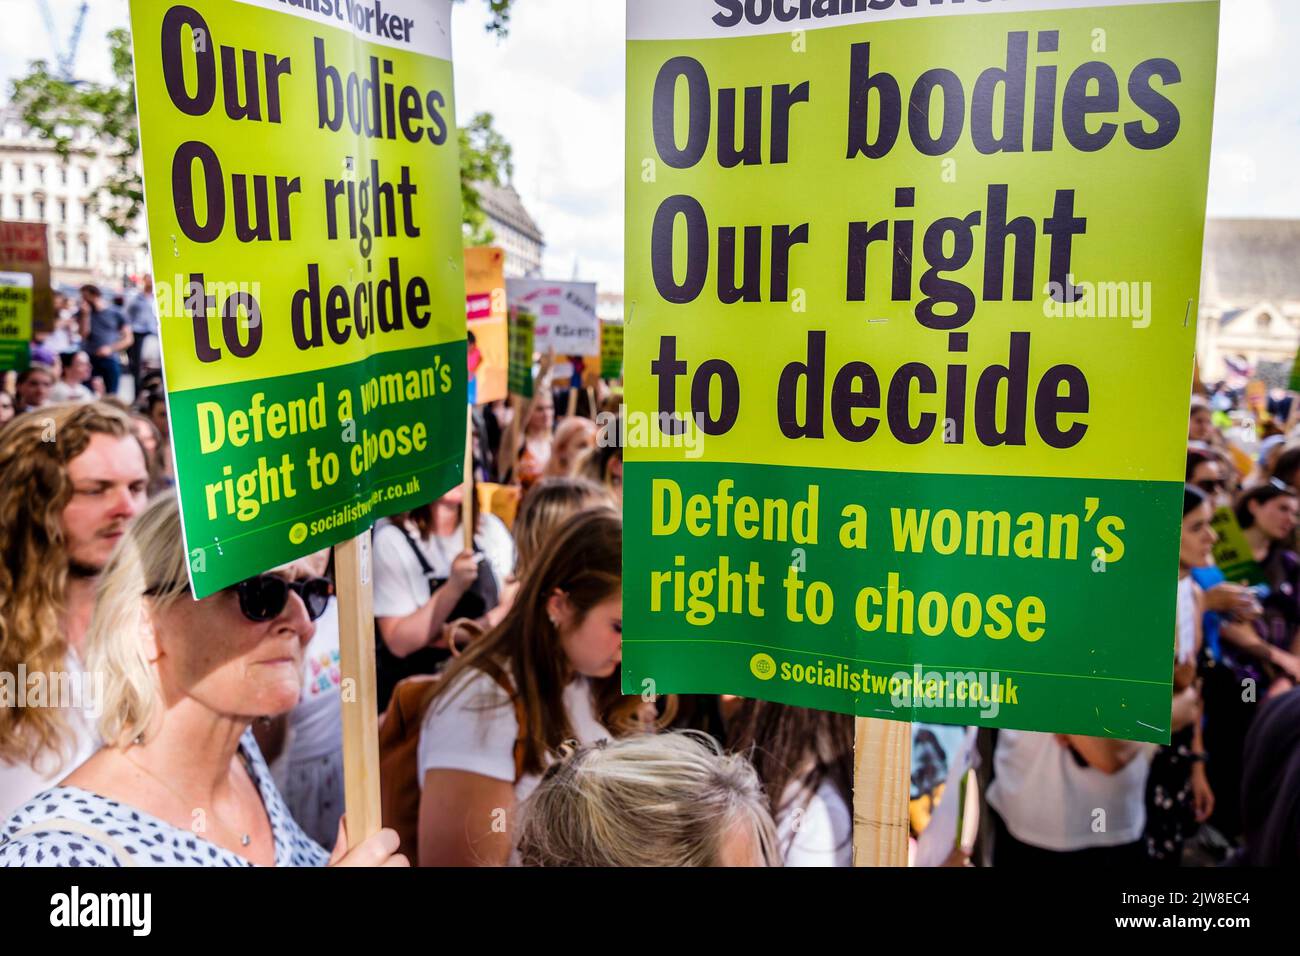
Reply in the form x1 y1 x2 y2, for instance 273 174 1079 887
0 730 329 868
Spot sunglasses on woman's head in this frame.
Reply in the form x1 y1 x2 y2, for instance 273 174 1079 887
232 575 333 622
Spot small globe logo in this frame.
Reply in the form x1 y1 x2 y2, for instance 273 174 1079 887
289 523 309 545
749 653 777 681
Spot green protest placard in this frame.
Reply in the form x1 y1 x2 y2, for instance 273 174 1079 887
508 304 536 399
1288 348 1300 394
1210 505 1265 586
601 320 624 380
624 0 1219 743
129 0 465 597
0 272 32 371
0 222 52 337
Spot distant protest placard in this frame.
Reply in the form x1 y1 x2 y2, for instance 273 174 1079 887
0 272 33 370
601 320 624 380
465 245 507 405
0 221 51 337
506 278 599 356
623 0 1219 742
1210 506 1265 586
130 0 466 596
508 304 536 399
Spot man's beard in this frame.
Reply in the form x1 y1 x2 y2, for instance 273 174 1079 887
67 559 103 579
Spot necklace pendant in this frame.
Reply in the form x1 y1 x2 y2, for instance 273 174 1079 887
241 834 251 847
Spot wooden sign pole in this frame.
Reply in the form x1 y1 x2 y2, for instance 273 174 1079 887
337 531 381 845
462 404 475 552
852 717 912 866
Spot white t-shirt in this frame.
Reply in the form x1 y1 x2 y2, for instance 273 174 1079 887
416 667 608 805
282 599 341 763
985 730 1155 852
776 779 853 867
372 515 515 620
0 652 99 820
49 381 93 404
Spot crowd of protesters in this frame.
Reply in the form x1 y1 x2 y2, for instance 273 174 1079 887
0 322 1296 867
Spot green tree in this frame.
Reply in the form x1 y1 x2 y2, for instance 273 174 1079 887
10 1 519 241
459 0 515 35
11 27 141 238
460 112 514 246
454 0 518 244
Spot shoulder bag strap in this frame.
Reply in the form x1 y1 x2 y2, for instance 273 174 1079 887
481 664 528 783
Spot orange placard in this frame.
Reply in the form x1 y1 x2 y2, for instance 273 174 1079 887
465 246 507 404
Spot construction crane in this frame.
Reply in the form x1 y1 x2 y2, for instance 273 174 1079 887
38 0 89 82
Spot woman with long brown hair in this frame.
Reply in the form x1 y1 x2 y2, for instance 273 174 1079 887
416 508 622 866
726 700 854 866
372 483 516 710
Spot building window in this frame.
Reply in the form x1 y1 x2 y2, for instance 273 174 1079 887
35 198 45 220
56 238 66 264
59 166 67 186
81 168 90 186
15 165 23 183
79 239 89 264
81 201 90 221
57 199 66 222
14 197 23 218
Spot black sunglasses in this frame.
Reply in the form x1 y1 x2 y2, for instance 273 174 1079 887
1196 479 1226 494
232 575 333 622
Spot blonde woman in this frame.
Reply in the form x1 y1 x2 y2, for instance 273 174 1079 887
515 731 779 867
542 417 597 479
0 495 404 867
511 476 611 581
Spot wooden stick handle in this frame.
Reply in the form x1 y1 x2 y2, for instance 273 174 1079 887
336 531 381 846
853 717 912 867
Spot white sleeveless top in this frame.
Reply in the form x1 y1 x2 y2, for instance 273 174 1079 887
1175 575 1198 666
986 730 1155 851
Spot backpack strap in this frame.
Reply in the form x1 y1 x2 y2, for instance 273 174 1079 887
479 662 528 783
396 524 440 586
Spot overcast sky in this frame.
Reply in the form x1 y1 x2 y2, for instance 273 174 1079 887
0 0 1293 294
